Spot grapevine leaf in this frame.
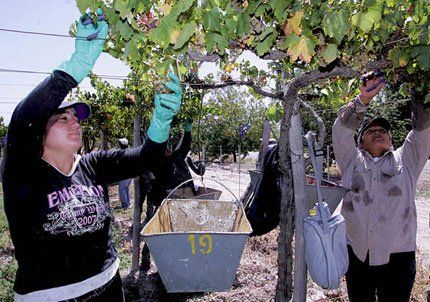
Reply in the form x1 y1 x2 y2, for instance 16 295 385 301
269 0 290 23
283 11 303 36
116 19 133 41
174 21 197 49
149 15 177 47
236 13 250 35
321 44 338 64
76 0 91 14
255 29 277 56
170 0 194 19
202 7 222 33
322 11 350 44
114 0 129 19
352 3 382 33
411 46 430 71
285 33 316 63
170 28 181 44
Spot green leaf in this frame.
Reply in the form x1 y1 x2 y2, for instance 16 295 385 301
225 17 236 32
202 7 222 33
258 27 276 42
236 13 250 35
156 59 172 76
269 0 290 23
124 39 139 59
351 2 382 33
266 105 283 123
170 0 195 19
322 11 350 44
76 0 91 14
214 33 229 53
411 46 430 71
255 4 269 17
149 15 177 47
425 93 430 104
367 2 383 23
114 0 129 19
205 31 216 51
285 33 316 63
389 48 410 68
386 0 396 7
174 21 197 49
115 20 133 41
321 44 338 64
255 30 278 56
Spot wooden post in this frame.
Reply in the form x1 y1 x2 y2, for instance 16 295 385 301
326 145 330 182
220 145 222 162
289 112 308 302
131 114 142 273
238 143 241 198
257 120 271 170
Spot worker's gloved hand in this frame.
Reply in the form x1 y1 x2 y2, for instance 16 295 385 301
56 9 109 83
147 72 182 143
184 118 192 132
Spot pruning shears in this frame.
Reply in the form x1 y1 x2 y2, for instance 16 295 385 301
361 70 386 92
80 11 106 41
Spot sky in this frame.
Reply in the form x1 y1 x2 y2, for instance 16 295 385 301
0 0 268 125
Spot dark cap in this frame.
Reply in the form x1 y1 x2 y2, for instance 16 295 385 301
357 117 391 144
57 100 91 121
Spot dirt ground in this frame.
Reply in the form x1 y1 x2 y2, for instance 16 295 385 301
110 159 430 302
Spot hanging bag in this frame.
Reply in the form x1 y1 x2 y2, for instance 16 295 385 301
303 133 348 289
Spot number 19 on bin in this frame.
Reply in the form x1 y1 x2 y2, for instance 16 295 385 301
188 234 213 255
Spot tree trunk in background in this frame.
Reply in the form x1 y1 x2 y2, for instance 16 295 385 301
100 129 108 150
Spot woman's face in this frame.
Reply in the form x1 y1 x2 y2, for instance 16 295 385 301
44 108 82 154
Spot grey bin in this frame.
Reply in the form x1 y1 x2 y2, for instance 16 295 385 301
142 198 252 293
305 175 349 213
248 169 260 190
248 170 349 213
167 186 222 201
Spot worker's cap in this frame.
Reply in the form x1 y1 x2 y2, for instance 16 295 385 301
357 117 391 143
57 100 91 121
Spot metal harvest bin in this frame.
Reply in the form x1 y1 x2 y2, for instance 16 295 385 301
305 175 349 213
167 186 222 201
142 179 252 293
249 170 348 213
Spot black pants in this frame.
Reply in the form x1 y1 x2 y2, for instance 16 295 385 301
346 245 416 302
62 272 124 302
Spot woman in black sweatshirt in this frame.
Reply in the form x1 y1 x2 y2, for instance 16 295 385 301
1 10 182 302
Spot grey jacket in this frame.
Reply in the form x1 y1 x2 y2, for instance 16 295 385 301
332 96 430 265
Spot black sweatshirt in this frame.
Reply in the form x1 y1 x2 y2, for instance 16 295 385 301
149 131 194 205
1 71 165 297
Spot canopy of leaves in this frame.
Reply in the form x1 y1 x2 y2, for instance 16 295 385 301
76 0 429 90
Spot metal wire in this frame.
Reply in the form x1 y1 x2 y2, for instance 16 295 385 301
0 28 106 41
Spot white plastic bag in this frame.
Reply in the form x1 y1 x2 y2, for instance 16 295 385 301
303 132 348 289
304 202 348 289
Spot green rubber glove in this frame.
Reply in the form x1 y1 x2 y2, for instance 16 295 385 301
56 9 109 83
147 72 182 143
184 118 192 132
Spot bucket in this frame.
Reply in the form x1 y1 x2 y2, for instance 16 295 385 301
142 178 252 292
